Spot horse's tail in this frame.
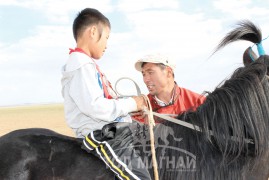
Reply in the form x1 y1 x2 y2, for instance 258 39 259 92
213 20 264 65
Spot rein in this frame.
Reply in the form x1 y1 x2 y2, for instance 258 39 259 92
145 111 254 144
115 77 254 145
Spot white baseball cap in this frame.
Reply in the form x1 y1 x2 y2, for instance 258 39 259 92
135 53 176 72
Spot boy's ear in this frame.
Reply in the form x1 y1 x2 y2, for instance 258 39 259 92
88 25 97 38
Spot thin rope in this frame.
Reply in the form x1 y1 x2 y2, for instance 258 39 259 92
262 35 269 42
250 35 269 57
141 94 159 180
114 77 141 97
251 35 269 49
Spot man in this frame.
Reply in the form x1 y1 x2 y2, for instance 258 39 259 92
134 53 205 123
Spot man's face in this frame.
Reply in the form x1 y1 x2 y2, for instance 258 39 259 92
142 63 169 95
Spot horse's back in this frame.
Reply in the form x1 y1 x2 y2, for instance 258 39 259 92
1 128 64 137
0 128 114 180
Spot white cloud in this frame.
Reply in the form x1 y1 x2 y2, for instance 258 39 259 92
213 0 251 9
213 0 269 19
0 0 113 23
103 2 269 95
117 0 179 13
0 23 74 105
118 9 224 58
1 0 269 105
104 9 225 85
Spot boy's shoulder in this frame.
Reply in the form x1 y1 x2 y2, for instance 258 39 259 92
66 52 95 72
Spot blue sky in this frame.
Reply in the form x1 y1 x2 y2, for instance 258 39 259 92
1 0 269 106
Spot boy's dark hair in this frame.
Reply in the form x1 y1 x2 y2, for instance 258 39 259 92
73 8 111 42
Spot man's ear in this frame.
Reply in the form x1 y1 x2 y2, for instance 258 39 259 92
166 67 173 77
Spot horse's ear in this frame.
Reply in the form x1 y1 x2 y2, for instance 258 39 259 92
243 47 258 66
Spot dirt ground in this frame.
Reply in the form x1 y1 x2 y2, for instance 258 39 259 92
0 103 74 137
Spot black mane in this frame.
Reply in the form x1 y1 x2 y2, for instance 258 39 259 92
153 20 269 179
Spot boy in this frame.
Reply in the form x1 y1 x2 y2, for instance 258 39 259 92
61 8 151 180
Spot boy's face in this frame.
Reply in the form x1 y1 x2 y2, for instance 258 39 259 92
91 25 110 59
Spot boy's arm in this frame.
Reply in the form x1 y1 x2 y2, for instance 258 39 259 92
69 63 138 122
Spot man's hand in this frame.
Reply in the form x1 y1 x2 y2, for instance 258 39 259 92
130 111 149 124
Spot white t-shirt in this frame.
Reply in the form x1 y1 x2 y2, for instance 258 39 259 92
61 52 136 138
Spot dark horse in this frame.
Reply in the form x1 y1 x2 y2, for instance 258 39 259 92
1 20 269 180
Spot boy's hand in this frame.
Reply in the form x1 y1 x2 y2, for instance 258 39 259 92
132 96 147 111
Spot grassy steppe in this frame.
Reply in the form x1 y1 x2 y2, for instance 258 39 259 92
0 103 74 137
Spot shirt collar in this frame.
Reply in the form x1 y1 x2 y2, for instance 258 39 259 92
154 95 173 106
